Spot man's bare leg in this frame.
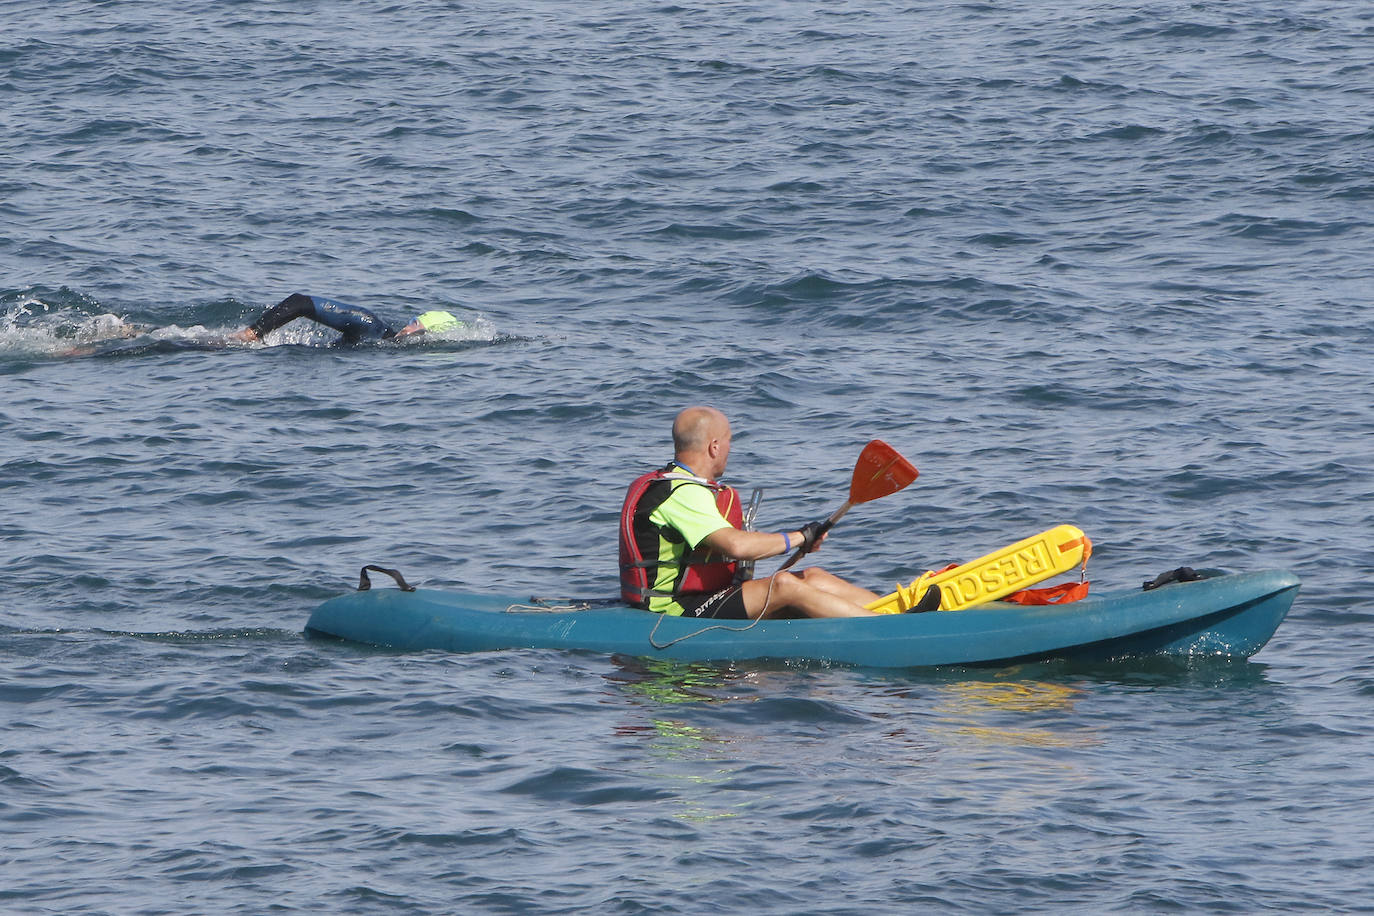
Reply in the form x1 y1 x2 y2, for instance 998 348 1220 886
793 567 881 606
739 570 877 619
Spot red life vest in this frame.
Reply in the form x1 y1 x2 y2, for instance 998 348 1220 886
618 465 743 609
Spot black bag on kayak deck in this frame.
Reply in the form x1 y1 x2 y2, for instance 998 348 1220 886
1142 566 1204 591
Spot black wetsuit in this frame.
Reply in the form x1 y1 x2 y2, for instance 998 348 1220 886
249 293 397 344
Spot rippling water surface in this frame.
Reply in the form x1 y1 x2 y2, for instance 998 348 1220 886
4 1 1373 912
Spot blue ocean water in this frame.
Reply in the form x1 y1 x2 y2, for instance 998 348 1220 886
3 0 1373 911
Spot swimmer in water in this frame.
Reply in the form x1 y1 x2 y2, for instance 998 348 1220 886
54 292 463 357
232 292 461 345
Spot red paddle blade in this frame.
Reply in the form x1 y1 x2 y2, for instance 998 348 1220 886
848 440 918 504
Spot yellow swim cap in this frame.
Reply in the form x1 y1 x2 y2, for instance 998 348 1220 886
414 310 461 333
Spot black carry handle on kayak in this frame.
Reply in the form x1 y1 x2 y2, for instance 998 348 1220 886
357 565 416 592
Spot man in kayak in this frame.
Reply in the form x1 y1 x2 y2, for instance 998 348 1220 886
619 406 939 619
232 292 461 344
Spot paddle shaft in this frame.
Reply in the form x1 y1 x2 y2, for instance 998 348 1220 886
775 502 850 573
772 439 917 574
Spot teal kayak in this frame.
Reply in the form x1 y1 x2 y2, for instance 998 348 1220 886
305 568 1299 668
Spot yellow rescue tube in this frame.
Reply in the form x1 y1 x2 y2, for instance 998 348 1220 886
867 524 1091 614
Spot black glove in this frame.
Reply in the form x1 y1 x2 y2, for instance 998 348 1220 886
798 521 825 552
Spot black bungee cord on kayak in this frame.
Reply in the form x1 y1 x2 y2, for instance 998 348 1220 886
348 554 872 653
642 486 787 649
1142 566 1206 590
644 575 782 650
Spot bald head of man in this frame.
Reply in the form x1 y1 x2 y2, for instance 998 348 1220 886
672 406 731 479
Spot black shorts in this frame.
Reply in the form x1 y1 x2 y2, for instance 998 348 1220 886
679 586 749 620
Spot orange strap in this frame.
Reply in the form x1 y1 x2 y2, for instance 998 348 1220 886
1059 534 1092 561
1004 580 1090 605
1005 533 1093 604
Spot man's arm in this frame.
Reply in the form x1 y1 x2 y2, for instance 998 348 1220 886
702 526 823 561
658 483 823 561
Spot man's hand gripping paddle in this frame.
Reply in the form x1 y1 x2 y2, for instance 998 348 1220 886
777 440 919 573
